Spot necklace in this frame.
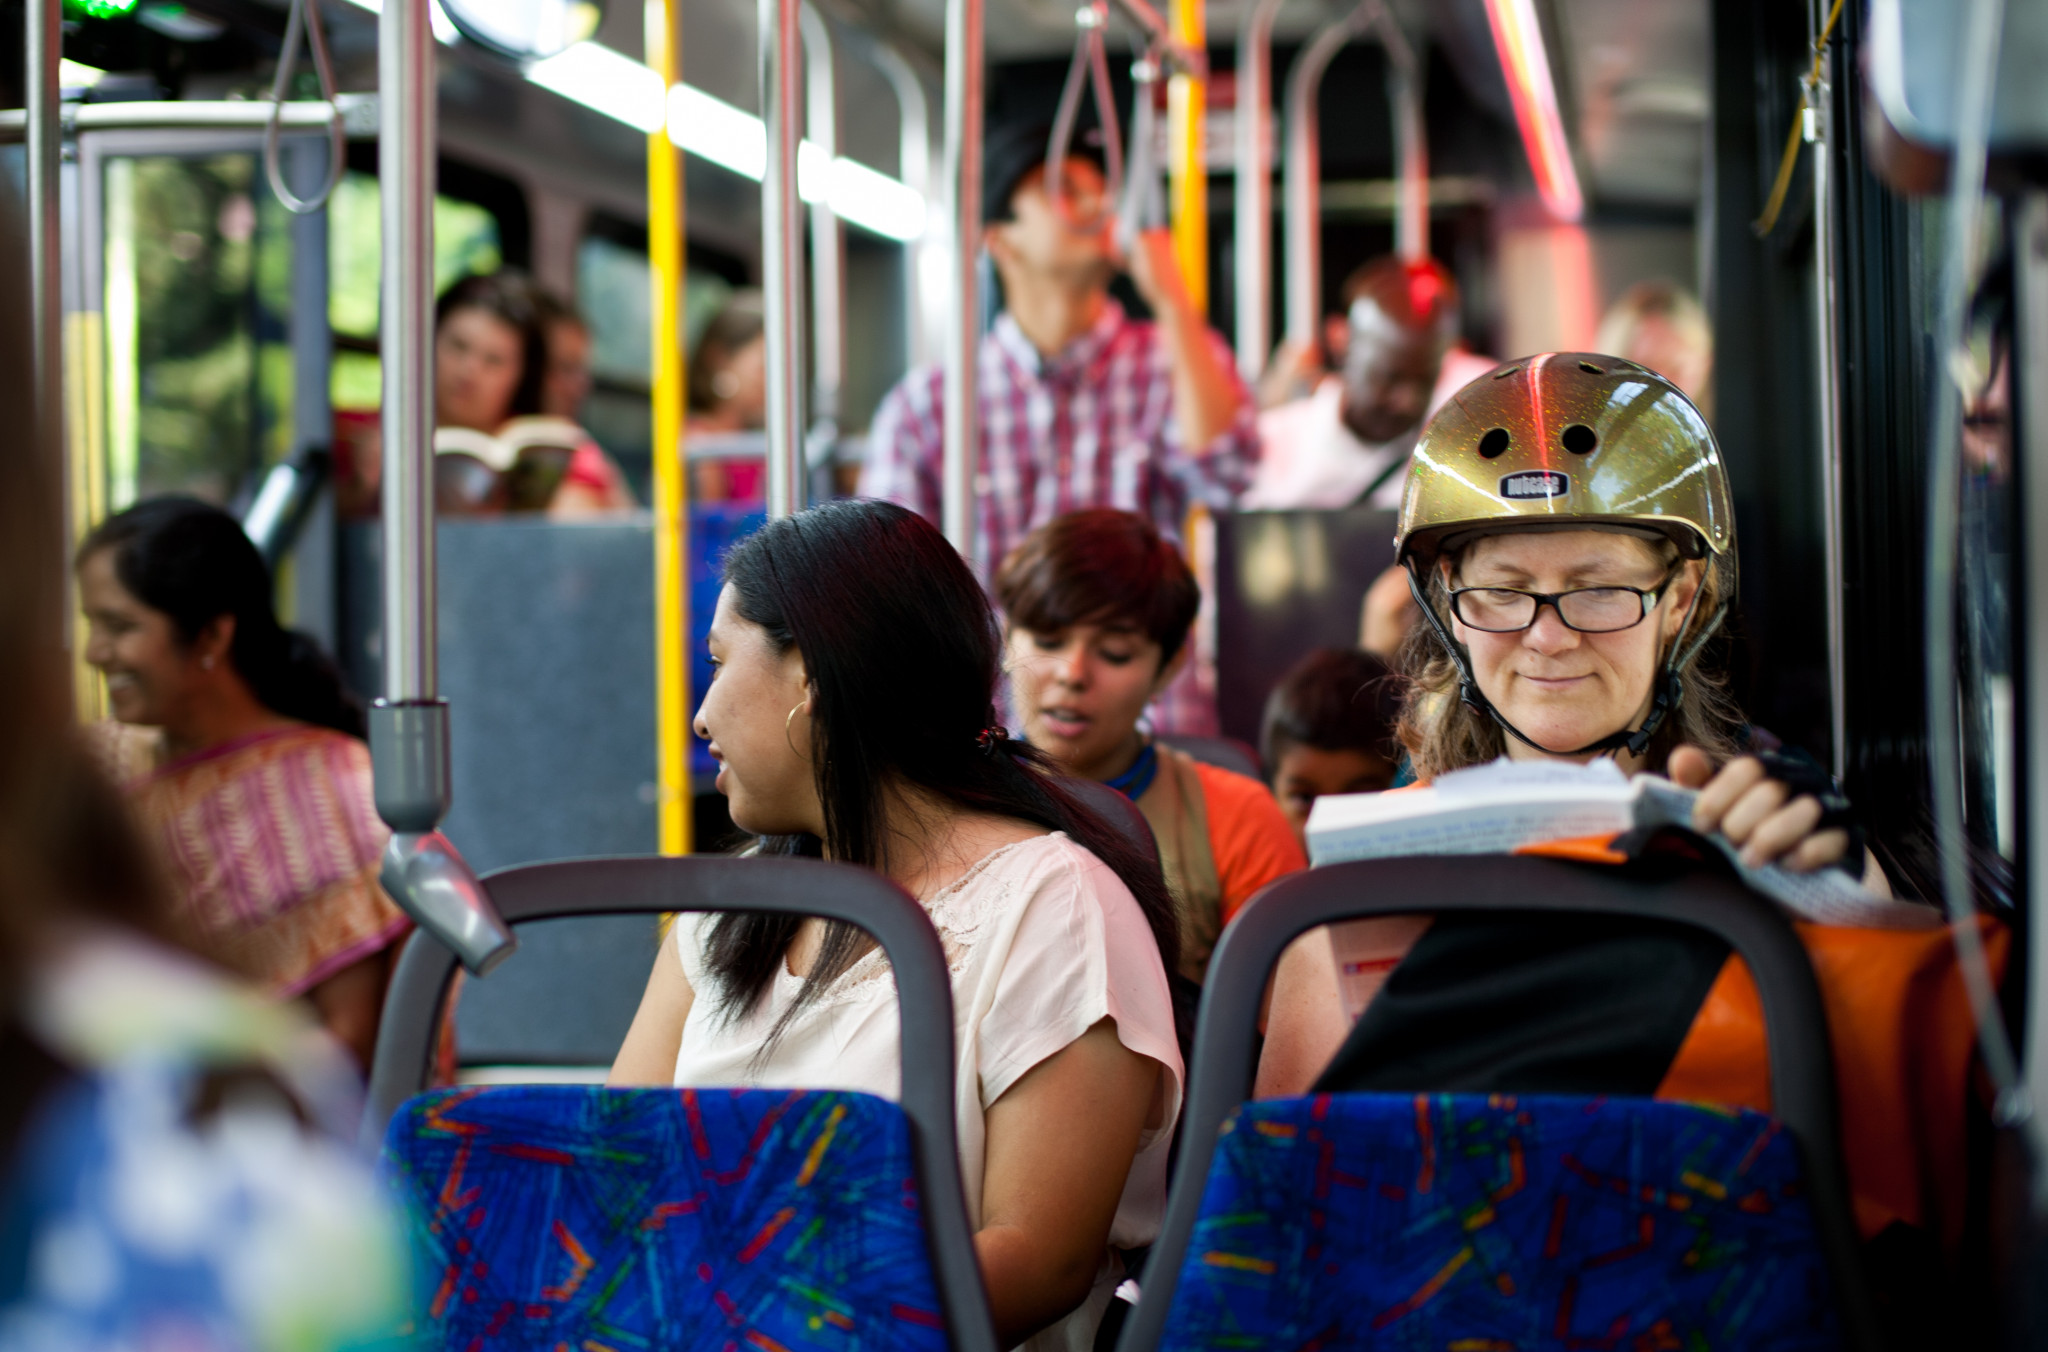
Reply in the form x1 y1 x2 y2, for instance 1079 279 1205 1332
1103 741 1160 801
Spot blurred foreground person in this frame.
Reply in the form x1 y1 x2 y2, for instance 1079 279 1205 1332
78 499 409 1072
0 191 407 1350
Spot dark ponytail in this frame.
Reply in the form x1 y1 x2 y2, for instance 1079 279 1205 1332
79 498 365 739
704 500 1182 1033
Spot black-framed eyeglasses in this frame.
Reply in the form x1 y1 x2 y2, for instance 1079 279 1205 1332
1447 565 1680 635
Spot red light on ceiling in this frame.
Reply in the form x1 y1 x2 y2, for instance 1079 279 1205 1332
1482 0 1585 223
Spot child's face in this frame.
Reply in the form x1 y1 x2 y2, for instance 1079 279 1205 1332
1272 743 1398 842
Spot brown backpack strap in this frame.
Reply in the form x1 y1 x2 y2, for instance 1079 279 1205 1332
1136 747 1223 983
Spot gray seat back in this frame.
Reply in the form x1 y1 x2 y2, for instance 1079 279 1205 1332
365 853 999 1352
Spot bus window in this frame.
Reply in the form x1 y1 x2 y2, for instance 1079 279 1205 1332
326 168 505 414
574 223 743 501
102 152 296 506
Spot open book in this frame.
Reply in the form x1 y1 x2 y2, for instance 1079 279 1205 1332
1303 758 1939 931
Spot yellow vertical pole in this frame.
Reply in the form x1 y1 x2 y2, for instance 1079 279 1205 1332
1167 0 1207 314
649 0 693 855
66 312 108 722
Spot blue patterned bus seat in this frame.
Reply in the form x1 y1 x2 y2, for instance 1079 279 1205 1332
1161 1093 1842 1351
382 1084 948 1351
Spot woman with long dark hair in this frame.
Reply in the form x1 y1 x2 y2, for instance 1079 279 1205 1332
612 500 1183 1351
77 497 409 1069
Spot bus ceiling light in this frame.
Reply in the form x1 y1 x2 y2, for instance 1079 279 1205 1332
528 39 667 131
663 81 927 240
333 3 927 241
1482 0 1583 222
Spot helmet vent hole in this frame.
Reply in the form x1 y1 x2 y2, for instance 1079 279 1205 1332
1578 361 1604 375
1561 424 1598 455
1479 428 1511 458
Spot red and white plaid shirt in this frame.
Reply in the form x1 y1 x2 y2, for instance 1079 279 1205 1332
860 302 1257 735
860 300 1258 580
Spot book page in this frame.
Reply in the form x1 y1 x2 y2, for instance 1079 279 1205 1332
1309 800 1634 867
1629 776 1941 931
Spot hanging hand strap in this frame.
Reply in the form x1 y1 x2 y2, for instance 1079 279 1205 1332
1048 2 1124 225
264 0 347 216
1114 43 1169 253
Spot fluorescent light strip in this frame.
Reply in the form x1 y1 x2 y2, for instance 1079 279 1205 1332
335 2 925 241
1482 0 1583 223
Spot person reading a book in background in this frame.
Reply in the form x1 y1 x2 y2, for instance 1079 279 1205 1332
433 274 634 518
529 287 638 517
339 272 634 518
1259 647 1404 847
1258 353 2004 1337
996 510 1305 983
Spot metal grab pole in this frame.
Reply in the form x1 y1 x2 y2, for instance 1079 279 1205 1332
1809 0 1847 783
940 0 984 558
379 0 436 710
28 0 60 507
867 41 938 367
1234 0 1285 380
1283 0 1417 348
1377 9 1428 262
371 0 513 975
1282 12 1356 349
762 0 808 518
1105 0 1199 70
800 2 844 455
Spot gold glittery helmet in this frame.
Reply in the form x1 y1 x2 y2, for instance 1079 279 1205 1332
1396 352 1736 759
1396 352 1734 568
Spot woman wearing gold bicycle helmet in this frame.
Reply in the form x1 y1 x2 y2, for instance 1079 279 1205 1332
1255 356 2002 1329
1385 352 1863 874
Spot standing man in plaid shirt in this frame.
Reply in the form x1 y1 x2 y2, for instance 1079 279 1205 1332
860 121 1259 734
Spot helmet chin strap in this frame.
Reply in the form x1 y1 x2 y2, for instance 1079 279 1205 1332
1405 564 1728 763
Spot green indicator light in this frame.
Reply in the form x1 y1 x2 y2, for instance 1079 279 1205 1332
64 0 142 18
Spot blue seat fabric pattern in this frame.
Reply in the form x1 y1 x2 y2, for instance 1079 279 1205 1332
1161 1093 1842 1351
382 1085 948 1351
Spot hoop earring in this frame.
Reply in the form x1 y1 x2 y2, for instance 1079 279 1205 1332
785 701 810 759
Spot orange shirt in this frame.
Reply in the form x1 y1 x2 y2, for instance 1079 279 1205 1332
1190 760 1308 923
